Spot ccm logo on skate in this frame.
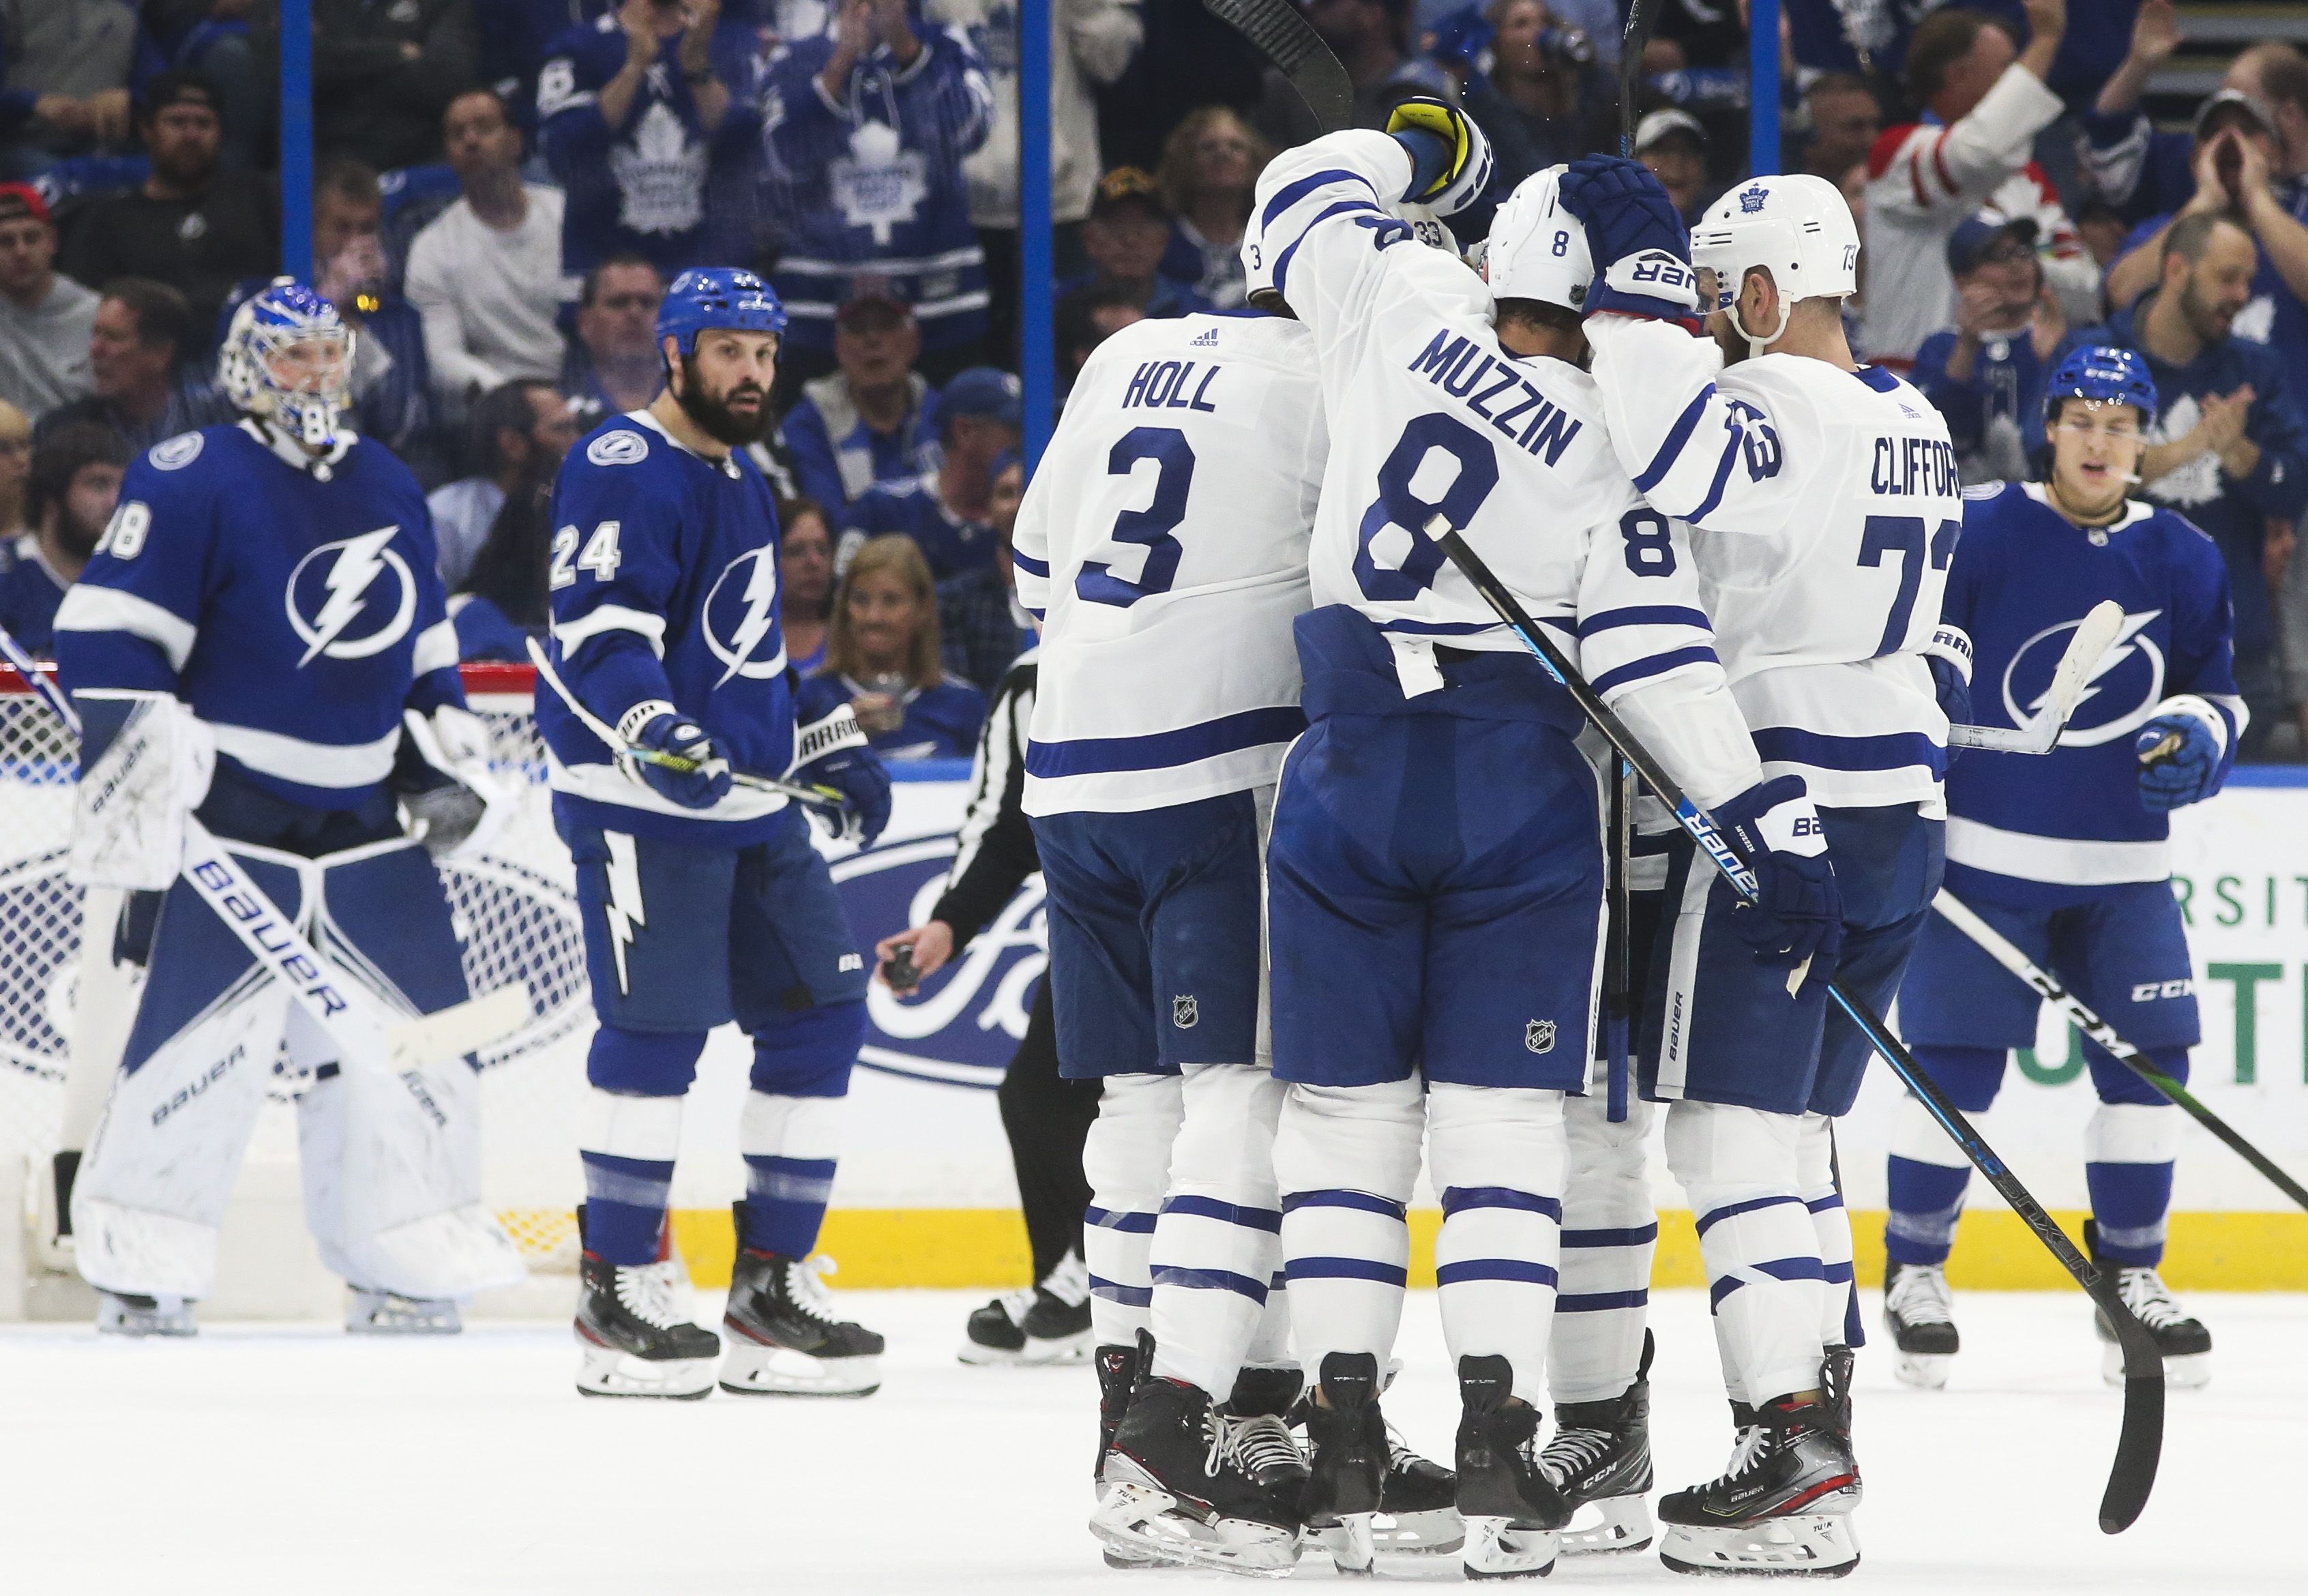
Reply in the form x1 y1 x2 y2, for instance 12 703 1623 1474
153 1042 246 1125
2131 979 2193 1002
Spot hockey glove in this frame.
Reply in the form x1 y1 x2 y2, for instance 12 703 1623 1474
793 700 891 847
1923 623 1972 765
68 692 215 891
623 703 731 810
394 704 514 859
1555 155 1702 324
1386 95 1494 218
2136 703 2223 812
1713 775 1843 990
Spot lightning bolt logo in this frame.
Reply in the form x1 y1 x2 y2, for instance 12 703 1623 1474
602 832 645 996
286 526 416 666
702 548 786 685
2003 608 2165 748
2035 608 2159 718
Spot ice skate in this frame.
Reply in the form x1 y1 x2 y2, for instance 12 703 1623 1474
958 1251 1093 1365
95 1290 196 1338
574 1250 719 1399
1090 1340 1162 1569
1301 1352 1388 1574
1542 1331 1655 1555
1371 1423 1463 1556
1883 1260 1959 1389
719 1228 883 1396
1453 1354 1565 1580
2088 1221 2211 1389
1658 1393 1861 1578
346 1288 461 1335
1091 1343 1303 1576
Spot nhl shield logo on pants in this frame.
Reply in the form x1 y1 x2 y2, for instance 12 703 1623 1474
1172 994 1199 1029
1526 1019 1556 1054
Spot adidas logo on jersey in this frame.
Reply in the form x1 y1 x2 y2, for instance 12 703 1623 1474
1190 327 1219 346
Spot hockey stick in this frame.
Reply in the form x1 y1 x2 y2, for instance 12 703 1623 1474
1428 516 2163 1535
524 635 846 809
1620 0 1667 156
1603 757 1633 1121
1945 601 2127 754
0 632 528 1075
1934 889 2308 1212
1203 0 1352 134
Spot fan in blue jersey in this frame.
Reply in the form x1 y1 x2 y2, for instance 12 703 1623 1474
1885 344 2230 1391
536 265 897 1401
50 280 527 1340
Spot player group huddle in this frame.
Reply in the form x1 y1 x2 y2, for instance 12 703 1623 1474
18 85 2236 1595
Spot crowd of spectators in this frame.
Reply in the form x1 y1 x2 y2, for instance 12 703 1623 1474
3 1 2308 760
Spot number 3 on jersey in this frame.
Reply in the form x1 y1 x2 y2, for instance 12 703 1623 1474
1355 413 1499 600
1078 427 1194 608
550 521 624 588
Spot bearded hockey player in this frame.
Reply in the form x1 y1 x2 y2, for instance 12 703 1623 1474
1887 346 2231 1392
1561 160 1964 1576
1249 117 1840 1580
537 269 893 1400
52 280 524 1338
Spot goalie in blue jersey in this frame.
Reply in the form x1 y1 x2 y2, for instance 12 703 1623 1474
1885 345 2236 1392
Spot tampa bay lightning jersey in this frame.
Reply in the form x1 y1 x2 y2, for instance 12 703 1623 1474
52 424 463 810
540 409 798 844
1940 479 2242 906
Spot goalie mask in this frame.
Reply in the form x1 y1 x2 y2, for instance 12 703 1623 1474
1481 165 1595 315
1689 173 1860 357
218 279 357 451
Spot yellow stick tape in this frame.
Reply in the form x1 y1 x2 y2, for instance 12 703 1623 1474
630 1209 2308 1292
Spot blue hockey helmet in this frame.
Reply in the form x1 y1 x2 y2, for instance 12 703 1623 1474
655 267 787 363
217 278 356 449
2043 344 2157 430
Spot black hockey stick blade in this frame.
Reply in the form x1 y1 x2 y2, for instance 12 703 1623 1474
1620 0 1666 155
1432 521 2164 1532
1205 0 1353 134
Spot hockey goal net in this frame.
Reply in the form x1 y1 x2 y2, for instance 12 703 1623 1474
0 662 597 1274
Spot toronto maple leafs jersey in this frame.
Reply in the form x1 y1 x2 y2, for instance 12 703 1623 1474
1014 312 1325 816
1588 319 1960 815
1245 134 1760 809
1940 481 2242 907
541 411 799 844
51 424 463 811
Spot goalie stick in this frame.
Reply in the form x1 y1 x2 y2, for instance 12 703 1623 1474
1945 600 2127 754
1933 889 2308 1213
1426 516 2163 1533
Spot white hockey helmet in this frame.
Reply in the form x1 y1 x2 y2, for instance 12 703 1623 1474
1689 173 1860 354
1243 201 1462 306
1481 165 1594 314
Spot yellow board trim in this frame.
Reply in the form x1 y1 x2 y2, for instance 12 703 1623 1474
633 1208 2308 1292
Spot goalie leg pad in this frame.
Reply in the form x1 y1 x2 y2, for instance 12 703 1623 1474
1146 1061 1286 1399
70 849 305 1300
1082 1072 1183 1347
1554 1091 1657 1404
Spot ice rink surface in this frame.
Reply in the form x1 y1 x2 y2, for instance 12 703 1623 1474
5 1288 2299 1595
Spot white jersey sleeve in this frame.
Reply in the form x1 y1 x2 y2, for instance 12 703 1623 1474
1019 312 1326 816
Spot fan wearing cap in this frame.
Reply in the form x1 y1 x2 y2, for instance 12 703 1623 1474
780 289 940 514
0 183 98 419
837 363 1019 579
1911 207 2064 482
1055 167 1216 321
1633 108 1720 227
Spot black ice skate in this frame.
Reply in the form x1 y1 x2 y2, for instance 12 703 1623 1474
1882 1259 1959 1389
718 1207 884 1397
957 1250 1093 1366
1090 1342 1304 1576
1091 1339 1162 1570
1657 1392 1861 1578
95 1289 196 1338
346 1287 461 1335
574 1250 719 1399
2087 1220 2212 1389
1453 1354 1566 1580
1542 1331 1655 1556
1373 1423 1463 1557
1300 1352 1389 1573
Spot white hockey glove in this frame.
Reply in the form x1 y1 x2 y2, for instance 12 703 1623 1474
70 692 215 891
396 705 514 861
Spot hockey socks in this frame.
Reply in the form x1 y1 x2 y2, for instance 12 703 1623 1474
1273 1079 1423 1382
1429 1083 1565 1407
1147 1062 1286 1398
1082 1073 1181 1346
1554 1093 1657 1406
737 1090 846 1258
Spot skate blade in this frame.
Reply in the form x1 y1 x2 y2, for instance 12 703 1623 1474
348 1296 462 1335
719 1340 881 1398
1659 1509 1860 1578
1313 1514 1378 1576
1370 1506 1465 1556
1893 1350 1952 1390
1090 1473 1301 1578
2101 1342 2210 1390
1462 1515 1558 1580
956 1328 1093 1367
1560 1493 1653 1556
96 1295 197 1338
574 1343 715 1400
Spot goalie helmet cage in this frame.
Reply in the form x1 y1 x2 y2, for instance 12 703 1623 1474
0 662 598 1295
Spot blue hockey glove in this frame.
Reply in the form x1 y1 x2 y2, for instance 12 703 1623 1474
792 699 891 846
624 705 731 810
1556 155 1702 323
1386 95 1494 218
2136 708 2221 812
1713 775 1843 990
1923 623 1972 765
